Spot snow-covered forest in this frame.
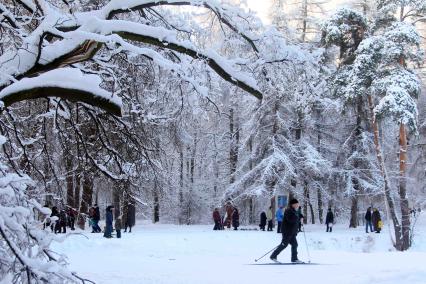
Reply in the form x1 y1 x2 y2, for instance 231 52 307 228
1 0 426 283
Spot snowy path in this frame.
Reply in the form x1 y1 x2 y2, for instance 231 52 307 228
54 218 426 284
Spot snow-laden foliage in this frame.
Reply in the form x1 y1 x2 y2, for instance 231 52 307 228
0 135 84 283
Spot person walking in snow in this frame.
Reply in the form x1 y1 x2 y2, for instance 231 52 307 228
104 205 114 238
115 216 122 238
326 207 334 232
213 208 222 230
232 207 240 230
266 207 273 231
270 199 303 263
50 206 59 233
93 204 102 233
365 207 373 233
124 203 136 233
372 208 382 233
259 211 267 231
276 206 284 233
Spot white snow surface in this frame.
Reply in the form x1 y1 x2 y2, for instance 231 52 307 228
53 215 426 284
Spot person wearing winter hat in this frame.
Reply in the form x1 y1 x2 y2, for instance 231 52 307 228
270 198 303 263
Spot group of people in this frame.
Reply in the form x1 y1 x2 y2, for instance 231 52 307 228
259 205 305 233
103 203 136 238
44 205 77 234
365 207 382 233
212 206 240 230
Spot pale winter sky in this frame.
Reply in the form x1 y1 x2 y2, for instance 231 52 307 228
245 0 348 25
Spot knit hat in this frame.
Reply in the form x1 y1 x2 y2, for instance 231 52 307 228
289 199 299 205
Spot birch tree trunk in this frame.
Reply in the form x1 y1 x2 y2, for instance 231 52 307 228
398 123 411 250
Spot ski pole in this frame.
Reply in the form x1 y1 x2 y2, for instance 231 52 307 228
254 245 279 262
301 225 311 263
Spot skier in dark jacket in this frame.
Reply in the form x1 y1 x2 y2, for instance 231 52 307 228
326 208 334 232
213 208 222 230
232 208 239 230
124 203 136 233
372 208 381 233
259 211 267 231
104 205 114 238
365 207 373 233
270 199 302 263
56 209 67 234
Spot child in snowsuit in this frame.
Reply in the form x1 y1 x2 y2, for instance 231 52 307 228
232 208 240 230
213 208 222 230
372 208 382 233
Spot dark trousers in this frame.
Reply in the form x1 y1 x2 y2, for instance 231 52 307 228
116 229 121 238
213 221 221 230
267 220 273 231
326 223 332 232
104 224 113 238
124 224 132 233
277 221 282 233
92 220 101 233
259 224 265 231
271 235 298 261
366 220 373 233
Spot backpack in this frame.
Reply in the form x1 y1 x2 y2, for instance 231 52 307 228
378 220 383 229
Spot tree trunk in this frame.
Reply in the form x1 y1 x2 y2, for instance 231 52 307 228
399 123 410 250
229 107 239 184
367 94 400 247
317 188 323 224
79 172 93 229
153 183 160 223
303 184 308 225
65 153 74 209
178 148 184 225
349 194 359 228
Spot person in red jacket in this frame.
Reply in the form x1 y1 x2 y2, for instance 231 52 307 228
213 208 222 230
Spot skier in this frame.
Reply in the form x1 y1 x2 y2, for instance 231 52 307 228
276 206 284 233
124 203 135 233
104 205 114 238
326 207 334 232
266 207 273 231
259 211 267 231
372 208 381 233
270 199 303 263
232 207 240 230
213 208 222 230
365 207 373 233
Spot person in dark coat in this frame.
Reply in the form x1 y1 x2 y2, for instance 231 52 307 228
232 207 239 230
66 207 76 231
115 216 122 238
124 203 136 233
104 205 114 238
326 208 334 232
93 204 101 233
50 206 59 233
213 208 222 230
259 211 267 231
372 208 381 233
56 209 67 234
270 199 302 263
365 207 373 233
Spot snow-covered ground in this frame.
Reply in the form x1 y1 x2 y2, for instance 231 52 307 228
54 215 426 284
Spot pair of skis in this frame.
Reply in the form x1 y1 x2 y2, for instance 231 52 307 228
251 261 319 265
